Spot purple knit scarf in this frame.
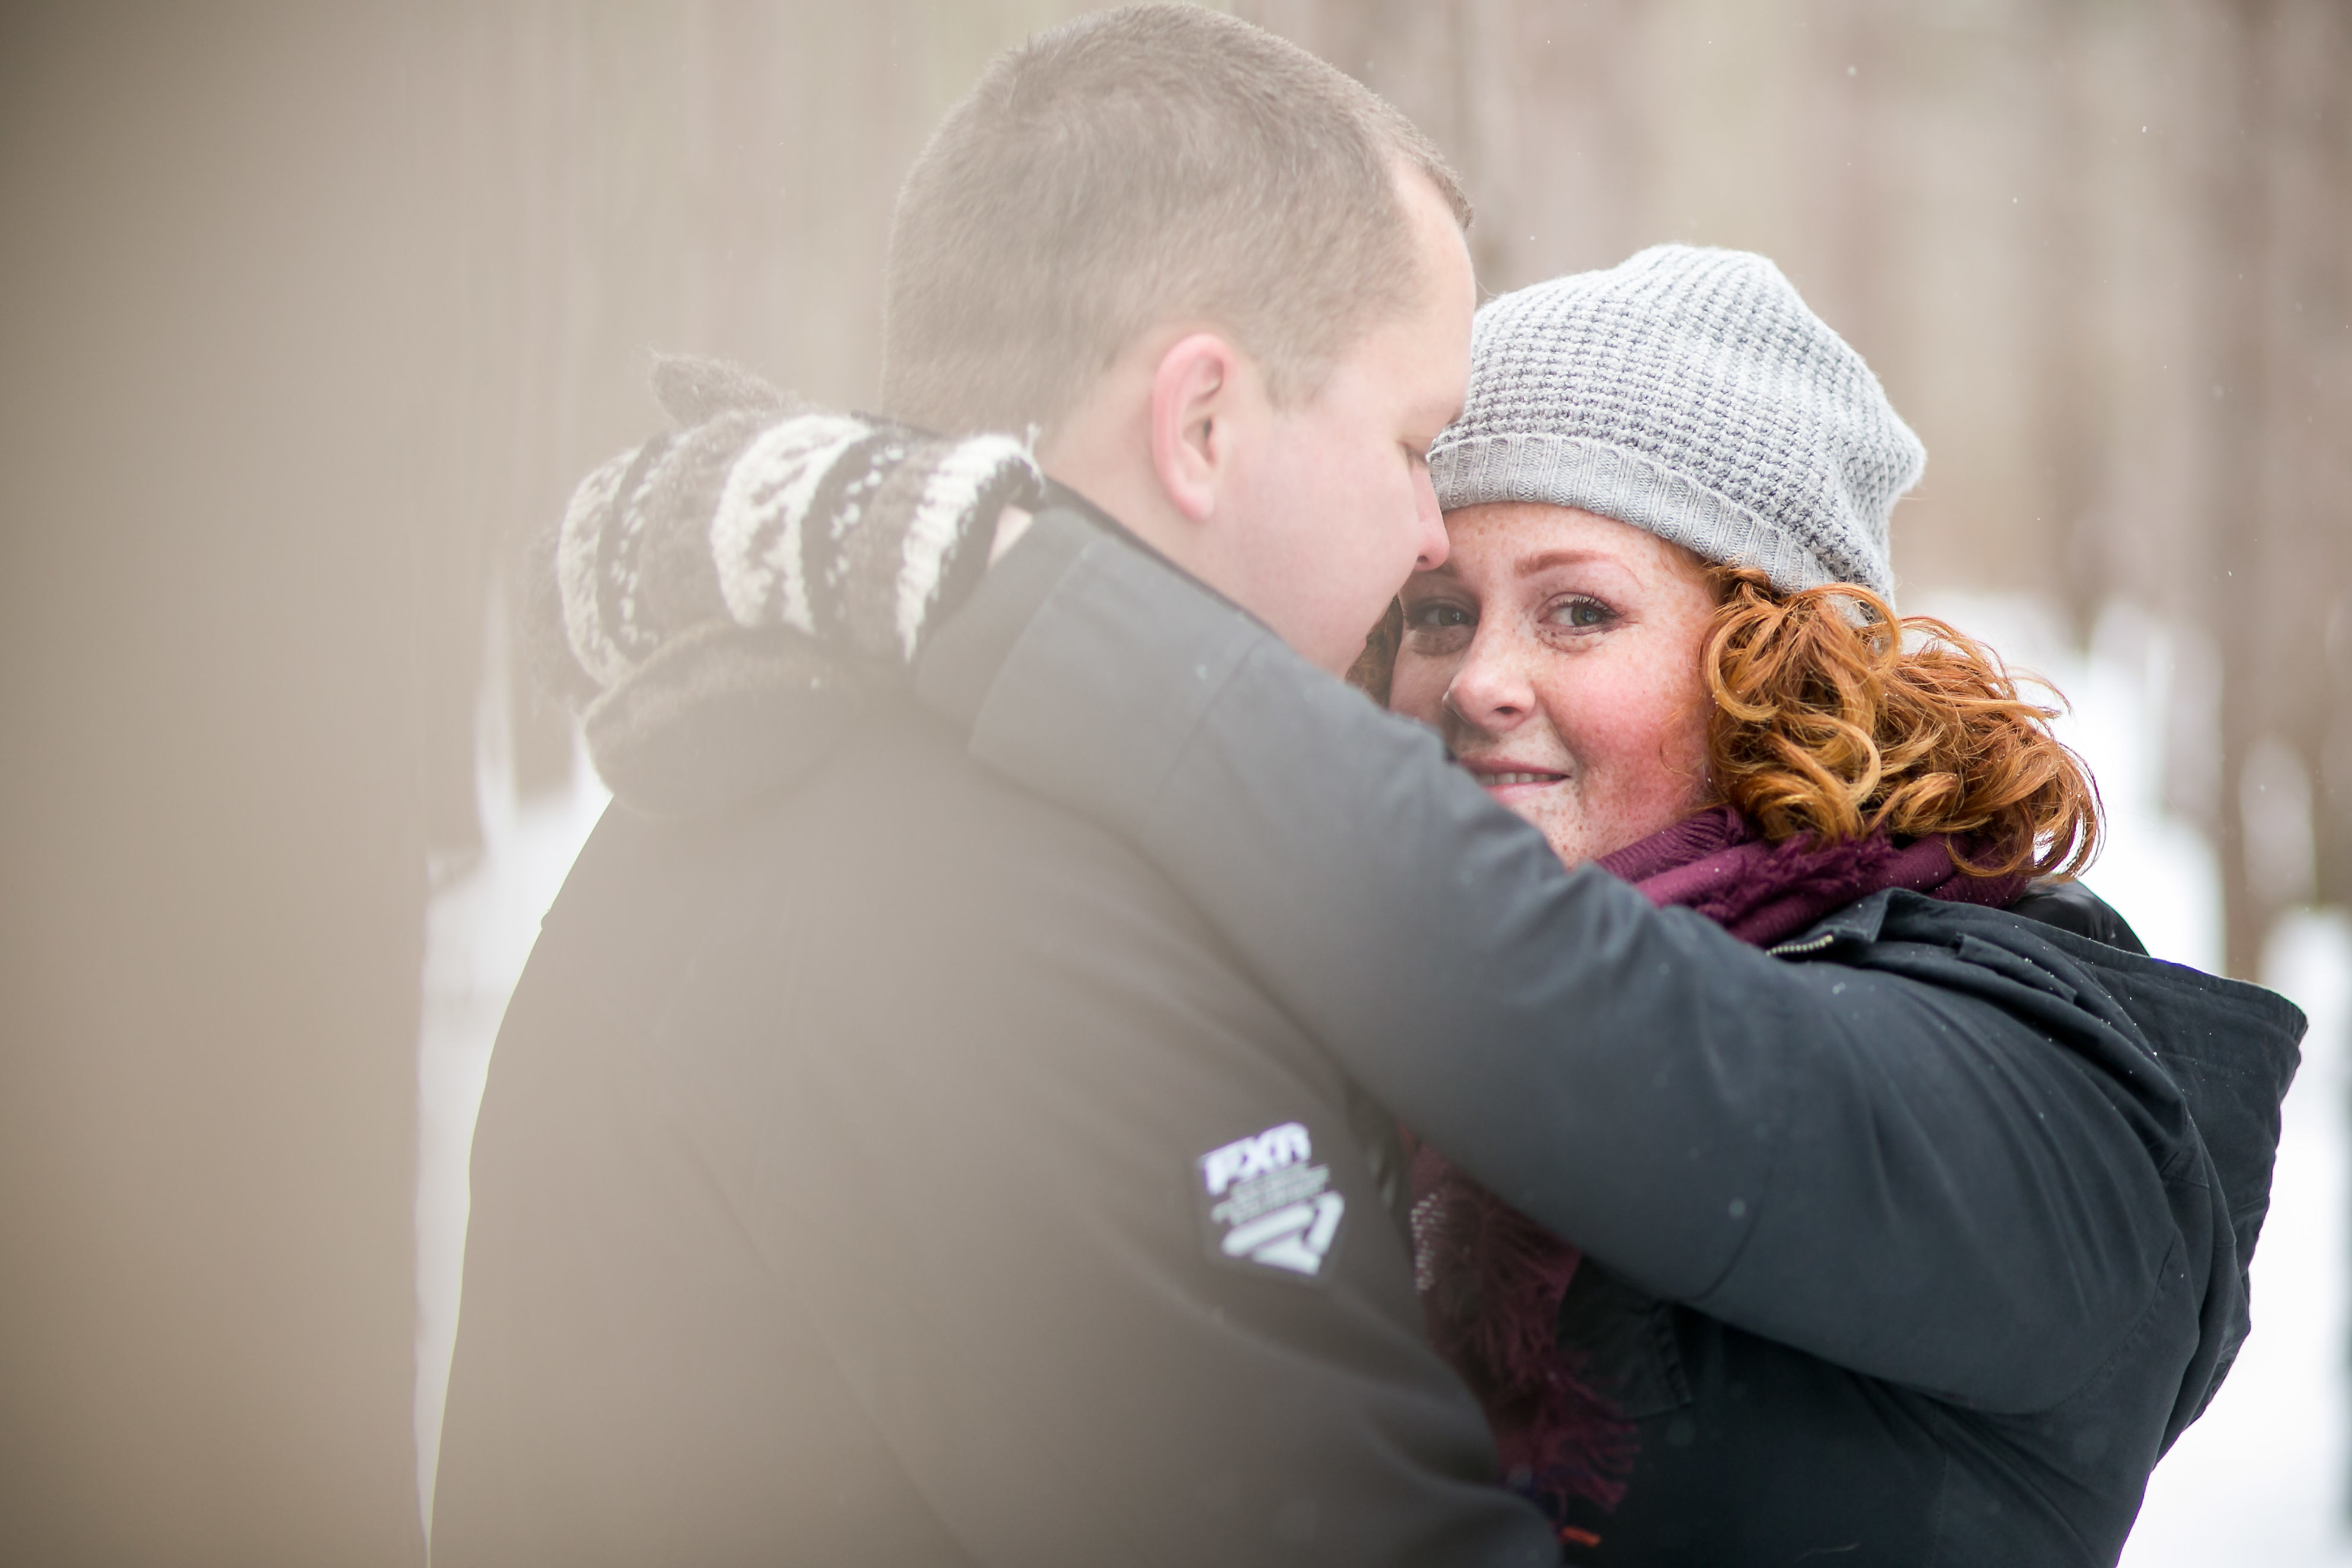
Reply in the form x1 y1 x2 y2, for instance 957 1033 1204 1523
1593 804 2029 946
1411 807 2029 1529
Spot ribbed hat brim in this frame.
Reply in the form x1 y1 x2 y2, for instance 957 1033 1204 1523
1431 432 1858 597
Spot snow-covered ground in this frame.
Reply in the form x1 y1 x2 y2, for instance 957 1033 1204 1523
413 593 2352 1554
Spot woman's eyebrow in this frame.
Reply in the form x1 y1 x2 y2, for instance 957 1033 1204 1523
1512 548 1618 579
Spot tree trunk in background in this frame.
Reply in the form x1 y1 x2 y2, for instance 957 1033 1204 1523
2253 1 2352 944
2027 0 2108 639
1804 0 1892 382
2312 4 2352 914
2195 0 2272 981
2192 0 2352 978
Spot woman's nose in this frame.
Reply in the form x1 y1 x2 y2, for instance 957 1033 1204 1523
1442 630 1534 734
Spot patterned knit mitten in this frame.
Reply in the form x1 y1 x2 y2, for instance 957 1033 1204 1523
538 355 1044 813
554 356 1045 696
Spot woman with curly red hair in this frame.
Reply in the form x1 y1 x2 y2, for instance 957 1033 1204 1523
1329 245 2283 1561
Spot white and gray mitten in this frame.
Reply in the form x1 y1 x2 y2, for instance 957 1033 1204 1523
539 356 1043 812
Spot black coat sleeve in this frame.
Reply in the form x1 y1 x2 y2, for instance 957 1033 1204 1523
915 513 2183 1414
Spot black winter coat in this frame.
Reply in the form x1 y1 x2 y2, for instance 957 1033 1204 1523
433 704 1561 1564
905 502 2307 1566
1535 877 2278 1563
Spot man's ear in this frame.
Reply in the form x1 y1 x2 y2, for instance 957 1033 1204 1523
1147 333 1243 524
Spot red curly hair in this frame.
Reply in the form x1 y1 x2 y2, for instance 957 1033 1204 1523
1702 567 2099 878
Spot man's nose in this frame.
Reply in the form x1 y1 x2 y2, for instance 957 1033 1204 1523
1443 629 1534 734
1413 469 1448 572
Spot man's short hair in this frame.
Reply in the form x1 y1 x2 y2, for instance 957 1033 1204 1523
880 4 1471 437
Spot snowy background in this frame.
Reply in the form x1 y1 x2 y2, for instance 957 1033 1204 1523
414 592 2352 1555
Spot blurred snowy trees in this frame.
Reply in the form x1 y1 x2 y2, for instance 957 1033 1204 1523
399 0 2352 978
2 3 2343 1563
421 0 2350 971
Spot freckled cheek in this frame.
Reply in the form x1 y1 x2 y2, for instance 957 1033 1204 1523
1386 659 1451 727
1541 669 1704 798
1620 678 1714 808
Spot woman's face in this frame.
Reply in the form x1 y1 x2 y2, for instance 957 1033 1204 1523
1390 502 1719 867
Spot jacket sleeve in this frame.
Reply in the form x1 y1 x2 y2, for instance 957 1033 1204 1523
915 512 2182 1414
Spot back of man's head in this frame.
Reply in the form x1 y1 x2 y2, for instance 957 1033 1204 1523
881 4 1469 438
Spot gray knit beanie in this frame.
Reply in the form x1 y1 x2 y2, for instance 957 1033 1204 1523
1428 244 1923 602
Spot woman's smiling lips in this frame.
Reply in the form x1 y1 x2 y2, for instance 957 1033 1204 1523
1459 758 1567 794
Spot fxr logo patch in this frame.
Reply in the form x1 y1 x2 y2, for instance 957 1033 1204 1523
1195 1121 1346 1282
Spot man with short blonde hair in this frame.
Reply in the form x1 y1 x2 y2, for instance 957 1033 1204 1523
437 8 1560 1566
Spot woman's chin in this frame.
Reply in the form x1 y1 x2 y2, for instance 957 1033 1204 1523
1479 787 1594 867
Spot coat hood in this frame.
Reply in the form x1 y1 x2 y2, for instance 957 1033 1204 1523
1802 887 2305 1433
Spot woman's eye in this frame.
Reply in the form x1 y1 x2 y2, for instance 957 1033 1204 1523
1400 600 1474 653
1547 596 1614 630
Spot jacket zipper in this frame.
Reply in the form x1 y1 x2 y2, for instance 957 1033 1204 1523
1769 931 1838 958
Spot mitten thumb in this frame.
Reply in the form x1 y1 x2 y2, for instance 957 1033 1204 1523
648 352 795 426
